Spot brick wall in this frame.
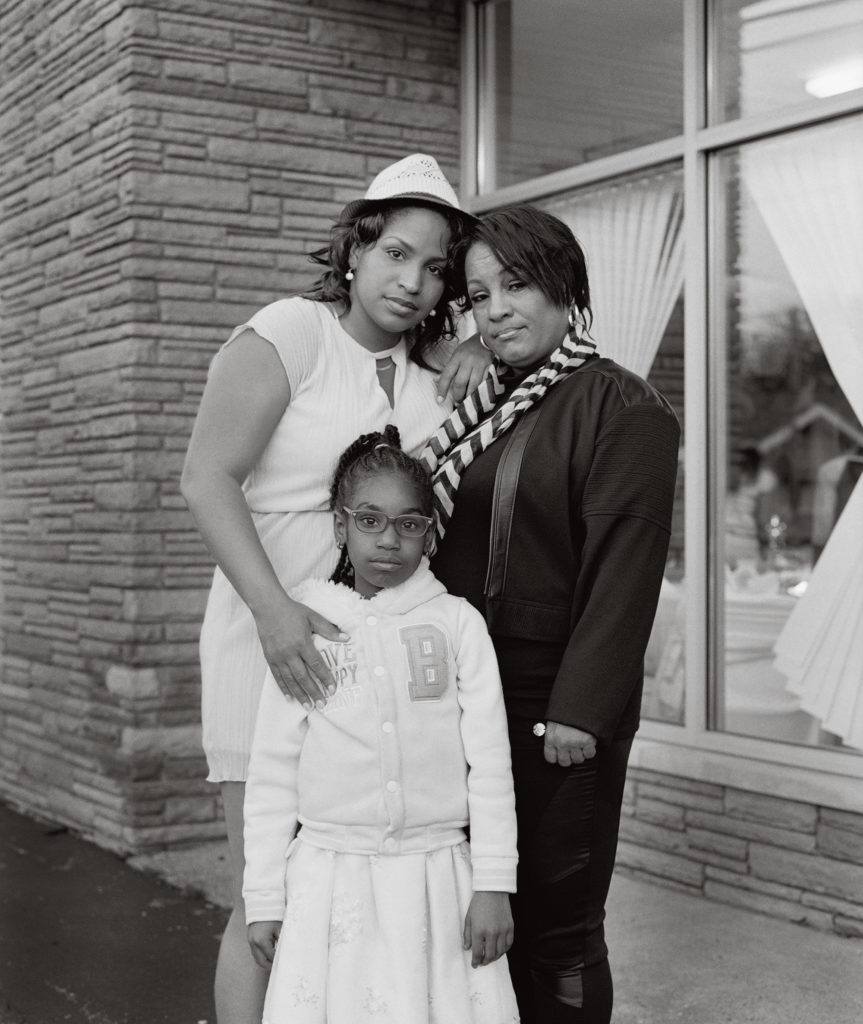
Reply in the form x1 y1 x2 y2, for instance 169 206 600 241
618 767 863 939
0 0 461 852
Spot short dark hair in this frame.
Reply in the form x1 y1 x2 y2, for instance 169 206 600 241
304 201 470 369
328 425 434 587
455 204 592 329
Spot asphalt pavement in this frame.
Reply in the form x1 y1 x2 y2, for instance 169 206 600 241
0 802 226 1024
2 798 862 1023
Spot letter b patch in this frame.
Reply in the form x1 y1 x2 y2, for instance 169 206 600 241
398 625 449 701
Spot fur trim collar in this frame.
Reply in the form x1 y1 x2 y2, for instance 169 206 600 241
289 559 446 630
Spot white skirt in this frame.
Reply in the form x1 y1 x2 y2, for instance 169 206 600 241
263 838 520 1024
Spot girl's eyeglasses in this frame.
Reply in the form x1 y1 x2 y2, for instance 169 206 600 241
342 507 434 538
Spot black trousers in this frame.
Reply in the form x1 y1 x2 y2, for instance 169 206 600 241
506 725 633 1024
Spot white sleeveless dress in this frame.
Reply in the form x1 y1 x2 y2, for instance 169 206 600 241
199 297 453 781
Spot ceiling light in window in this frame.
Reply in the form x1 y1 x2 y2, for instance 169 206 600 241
804 62 863 98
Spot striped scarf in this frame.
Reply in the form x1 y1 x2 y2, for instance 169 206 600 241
421 329 598 538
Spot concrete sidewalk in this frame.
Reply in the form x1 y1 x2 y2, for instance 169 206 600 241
137 827 863 1024
2 799 862 1023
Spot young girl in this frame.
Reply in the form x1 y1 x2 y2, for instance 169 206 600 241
242 426 520 1024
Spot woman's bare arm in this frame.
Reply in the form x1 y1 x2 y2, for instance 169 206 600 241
181 329 341 706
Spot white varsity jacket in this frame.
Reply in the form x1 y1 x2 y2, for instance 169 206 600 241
243 561 518 924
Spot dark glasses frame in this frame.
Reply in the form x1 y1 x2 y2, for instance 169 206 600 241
342 506 435 538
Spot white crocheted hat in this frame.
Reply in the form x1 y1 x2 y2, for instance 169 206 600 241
340 153 475 222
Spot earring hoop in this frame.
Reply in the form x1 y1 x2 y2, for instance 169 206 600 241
478 336 491 351
568 304 584 339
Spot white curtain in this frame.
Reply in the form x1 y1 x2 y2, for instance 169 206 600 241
744 117 863 747
547 170 684 377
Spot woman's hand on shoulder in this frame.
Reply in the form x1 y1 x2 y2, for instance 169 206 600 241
437 332 493 404
254 594 346 708
542 721 597 767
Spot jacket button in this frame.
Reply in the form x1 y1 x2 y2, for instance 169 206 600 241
382 721 394 733
386 780 398 792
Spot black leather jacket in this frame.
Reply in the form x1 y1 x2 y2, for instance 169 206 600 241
435 357 680 742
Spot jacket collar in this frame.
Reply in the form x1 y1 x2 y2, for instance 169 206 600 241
291 559 446 630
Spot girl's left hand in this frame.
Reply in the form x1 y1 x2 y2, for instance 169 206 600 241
542 721 597 766
437 333 493 404
463 891 514 968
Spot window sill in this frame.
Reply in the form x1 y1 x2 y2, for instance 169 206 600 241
633 723 863 815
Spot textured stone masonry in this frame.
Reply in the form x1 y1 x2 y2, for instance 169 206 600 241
618 771 863 939
1 0 460 853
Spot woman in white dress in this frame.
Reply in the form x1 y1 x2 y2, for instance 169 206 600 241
181 154 489 1024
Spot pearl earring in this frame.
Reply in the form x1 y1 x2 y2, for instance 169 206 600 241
428 307 437 317
345 269 354 281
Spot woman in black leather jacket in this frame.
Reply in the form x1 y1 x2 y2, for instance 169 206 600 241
424 204 680 1024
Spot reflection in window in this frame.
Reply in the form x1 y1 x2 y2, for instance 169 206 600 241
716 115 863 752
712 0 863 123
540 169 686 725
479 0 682 190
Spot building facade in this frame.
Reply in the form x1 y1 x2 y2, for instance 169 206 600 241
2 0 862 937
0 0 462 848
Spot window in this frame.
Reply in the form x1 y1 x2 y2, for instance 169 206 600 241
466 0 863 783
474 0 683 190
712 0 863 123
714 116 863 753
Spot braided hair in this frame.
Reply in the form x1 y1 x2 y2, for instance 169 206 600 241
329 425 435 587
303 201 465 370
